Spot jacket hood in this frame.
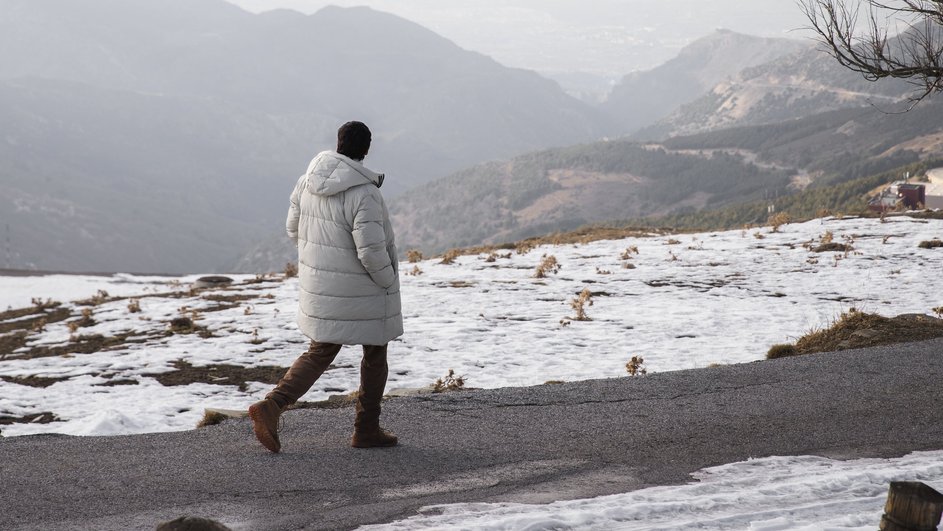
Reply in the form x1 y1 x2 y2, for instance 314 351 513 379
305 151 384 197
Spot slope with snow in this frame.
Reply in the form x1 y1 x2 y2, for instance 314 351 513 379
0 215 940 438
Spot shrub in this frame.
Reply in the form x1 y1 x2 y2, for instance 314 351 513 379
439 248 461 265
407 265 423 276
768 212 791 232
570 288 593 321
406 249 423 263
249 328 265 345
127 299 141 313
284 262 298 278
620 246 639 260
197 411 228 428
767 344 798 359
31 298 61 310
534 254 561 278
77 307 95 328
918 239 943 249
432 369 465 393
625 356 647 376
821 230 834 244
516 240 536 255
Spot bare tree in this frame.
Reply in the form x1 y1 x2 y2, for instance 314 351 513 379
801 0 943 102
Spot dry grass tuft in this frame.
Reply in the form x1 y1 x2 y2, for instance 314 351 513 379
284 262 298 278
570 288 593 321
197 411 228 428
625 356 647 376
534 254 561 278
439 248 461 265
432 369 465 393
406 249 423 263
768 212 791 232
766 344 798 359
919 239 943 249
768 309 943 359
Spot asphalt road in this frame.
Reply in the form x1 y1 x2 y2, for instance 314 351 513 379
1 338 942 530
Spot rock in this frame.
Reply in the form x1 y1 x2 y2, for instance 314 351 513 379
192 276 233 289
812 243 851 253
156 516 231 531
851 329 882 339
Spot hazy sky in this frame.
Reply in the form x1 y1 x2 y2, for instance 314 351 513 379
225 1 813 78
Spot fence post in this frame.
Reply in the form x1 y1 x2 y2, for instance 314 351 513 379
880 481 943 531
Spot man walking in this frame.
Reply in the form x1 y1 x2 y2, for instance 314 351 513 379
249 121 403 453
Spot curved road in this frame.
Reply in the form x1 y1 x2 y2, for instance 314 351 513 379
1 338 941 530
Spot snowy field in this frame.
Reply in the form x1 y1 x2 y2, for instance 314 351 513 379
2 214 941 530
0 215 941 438
363 450 943 531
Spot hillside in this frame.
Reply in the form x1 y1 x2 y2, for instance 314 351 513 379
636 39 913 140
603 30 807 133
374 98 943 258
0 0 608 273
2 215 942 438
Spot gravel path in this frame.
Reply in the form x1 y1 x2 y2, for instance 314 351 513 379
1 338 941 530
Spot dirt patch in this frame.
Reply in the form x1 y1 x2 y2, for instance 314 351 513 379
147 360 289 391
0 375 69 388
202 293 257 304
434 281 476 288
0 331 29 358
168 317 214 338
4 331 161 361
0 412 59 425
769 310 943 358
0 306 71 334
812 242 852 253
96 378 139 387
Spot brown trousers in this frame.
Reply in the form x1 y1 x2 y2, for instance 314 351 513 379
266 342 389 433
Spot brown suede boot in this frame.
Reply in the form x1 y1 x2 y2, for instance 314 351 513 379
248 398 282 453
351 427 398 448
351 344 397 448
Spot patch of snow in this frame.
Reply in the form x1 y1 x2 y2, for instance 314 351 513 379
0 216 940 437
361 450 943 530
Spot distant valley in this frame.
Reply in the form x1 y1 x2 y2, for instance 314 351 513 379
0 0 934 274
0 0 606 273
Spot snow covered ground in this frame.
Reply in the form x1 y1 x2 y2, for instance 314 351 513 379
0 215 940 438
361 450 943 531
2 214 941 530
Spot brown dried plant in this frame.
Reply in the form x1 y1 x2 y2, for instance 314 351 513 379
570 288 593 321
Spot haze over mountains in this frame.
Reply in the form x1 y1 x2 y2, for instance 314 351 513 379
0 0 607 273
2 0 936 274
234 27 936 272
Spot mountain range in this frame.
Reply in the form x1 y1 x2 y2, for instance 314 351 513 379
234 28 940 272
0 0 607 272
2 0 934 274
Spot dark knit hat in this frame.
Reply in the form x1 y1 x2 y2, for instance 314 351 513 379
336 121 371 161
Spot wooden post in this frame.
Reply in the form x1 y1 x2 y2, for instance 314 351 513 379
880 481 943 531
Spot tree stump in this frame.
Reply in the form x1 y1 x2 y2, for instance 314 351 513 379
880 481 943 531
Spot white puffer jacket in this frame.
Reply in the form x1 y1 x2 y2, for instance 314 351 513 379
286 151 403 346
